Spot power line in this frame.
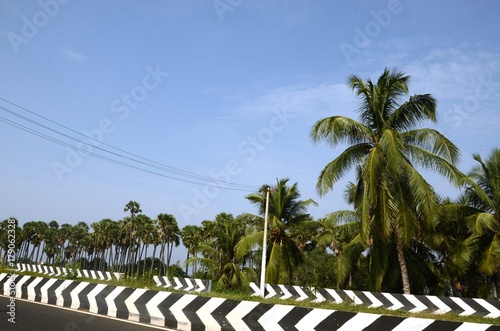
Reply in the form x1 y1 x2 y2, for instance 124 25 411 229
0 98 260 192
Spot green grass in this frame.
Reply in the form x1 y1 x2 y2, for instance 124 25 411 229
7 270 500 326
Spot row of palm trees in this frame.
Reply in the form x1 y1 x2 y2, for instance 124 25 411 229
1 69 498 298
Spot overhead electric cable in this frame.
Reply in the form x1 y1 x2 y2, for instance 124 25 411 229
0 98 260 191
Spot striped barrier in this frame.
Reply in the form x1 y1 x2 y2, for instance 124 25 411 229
1 274 499 330
249 282 500 318
153 275 212 292
16 263 123 281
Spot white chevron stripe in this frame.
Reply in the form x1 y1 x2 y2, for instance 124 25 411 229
15 276 31 298
125 288 147 322
450 297 476 316
226 301 260 331
293 286 309 301
344 290 363 305
184 278 194 291
382 293 404 310
55 280 73 306
325 288 344 304
391 317 435 330
194 278 206 292
312 288 326 303
170 294 198 331
473 298 500 318
40 278 58 303
105 286 127 317
87 283 107 314
163 276 172 288
196 297 226 331
249 282 261 296
258 304 295 330
27 277 43 301
153 276 162 287
363 291 383 308
265 284 277 299
70 282 90 309
145 291 171 326
338 312 381 330
454 322 494 331
295 308 334 331
426 295 451 314
278 285 292 300
113 272 123 281
173 277 184 290
404 294 428 313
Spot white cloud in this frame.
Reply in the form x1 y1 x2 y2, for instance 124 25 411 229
62 48 88 62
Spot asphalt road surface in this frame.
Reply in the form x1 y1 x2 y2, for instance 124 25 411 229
0 295 172 331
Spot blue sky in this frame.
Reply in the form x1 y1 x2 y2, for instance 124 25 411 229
1 0 499 263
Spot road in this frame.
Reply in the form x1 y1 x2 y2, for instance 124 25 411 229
0 295 172 331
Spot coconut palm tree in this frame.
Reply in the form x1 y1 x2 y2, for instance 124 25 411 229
443 149 500 298
310 68 464 294
236 178 317 284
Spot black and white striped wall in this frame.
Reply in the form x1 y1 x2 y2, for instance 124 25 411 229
16 263 124 281
1 273 499 331
249 282 500 318
153 275 211 292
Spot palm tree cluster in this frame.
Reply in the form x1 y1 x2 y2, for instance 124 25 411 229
1 69 498 299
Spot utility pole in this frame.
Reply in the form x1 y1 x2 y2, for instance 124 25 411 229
259 185 270 298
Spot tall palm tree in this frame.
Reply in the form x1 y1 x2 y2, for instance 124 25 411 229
236 178 317 284
124 201 142 276
445 149 500 298
181 225 203 276
310 68 464 294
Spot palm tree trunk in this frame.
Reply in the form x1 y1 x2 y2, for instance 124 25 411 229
149 244 157 276
395 228 411 294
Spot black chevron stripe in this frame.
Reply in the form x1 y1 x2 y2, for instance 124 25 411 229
60 281 80 308
34 277 51 302
371 291 394 308
182 296 211 331
361 315 404 331
241 302 273 331
156 292 184 329
284 284 300 299
20 276 36 299
210 299 239 331
114 287 135 319
459 297 490 317
134 290 158 324
422 319 463 331
94 285 115 315
78 283 97 310
0 274 15 295
390 293 416 312
47 279 64 305
485 326 500 331
352 291 374 307
437 295 465 314
417 295 439 313
278 306 313 331
314 310 354 330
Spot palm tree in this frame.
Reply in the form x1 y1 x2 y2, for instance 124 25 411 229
124 201 142 276
187 213 249 289
445 149 500 298
310 68 464 294
236 178 317 284
181 225 203 276
156 213 181 276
